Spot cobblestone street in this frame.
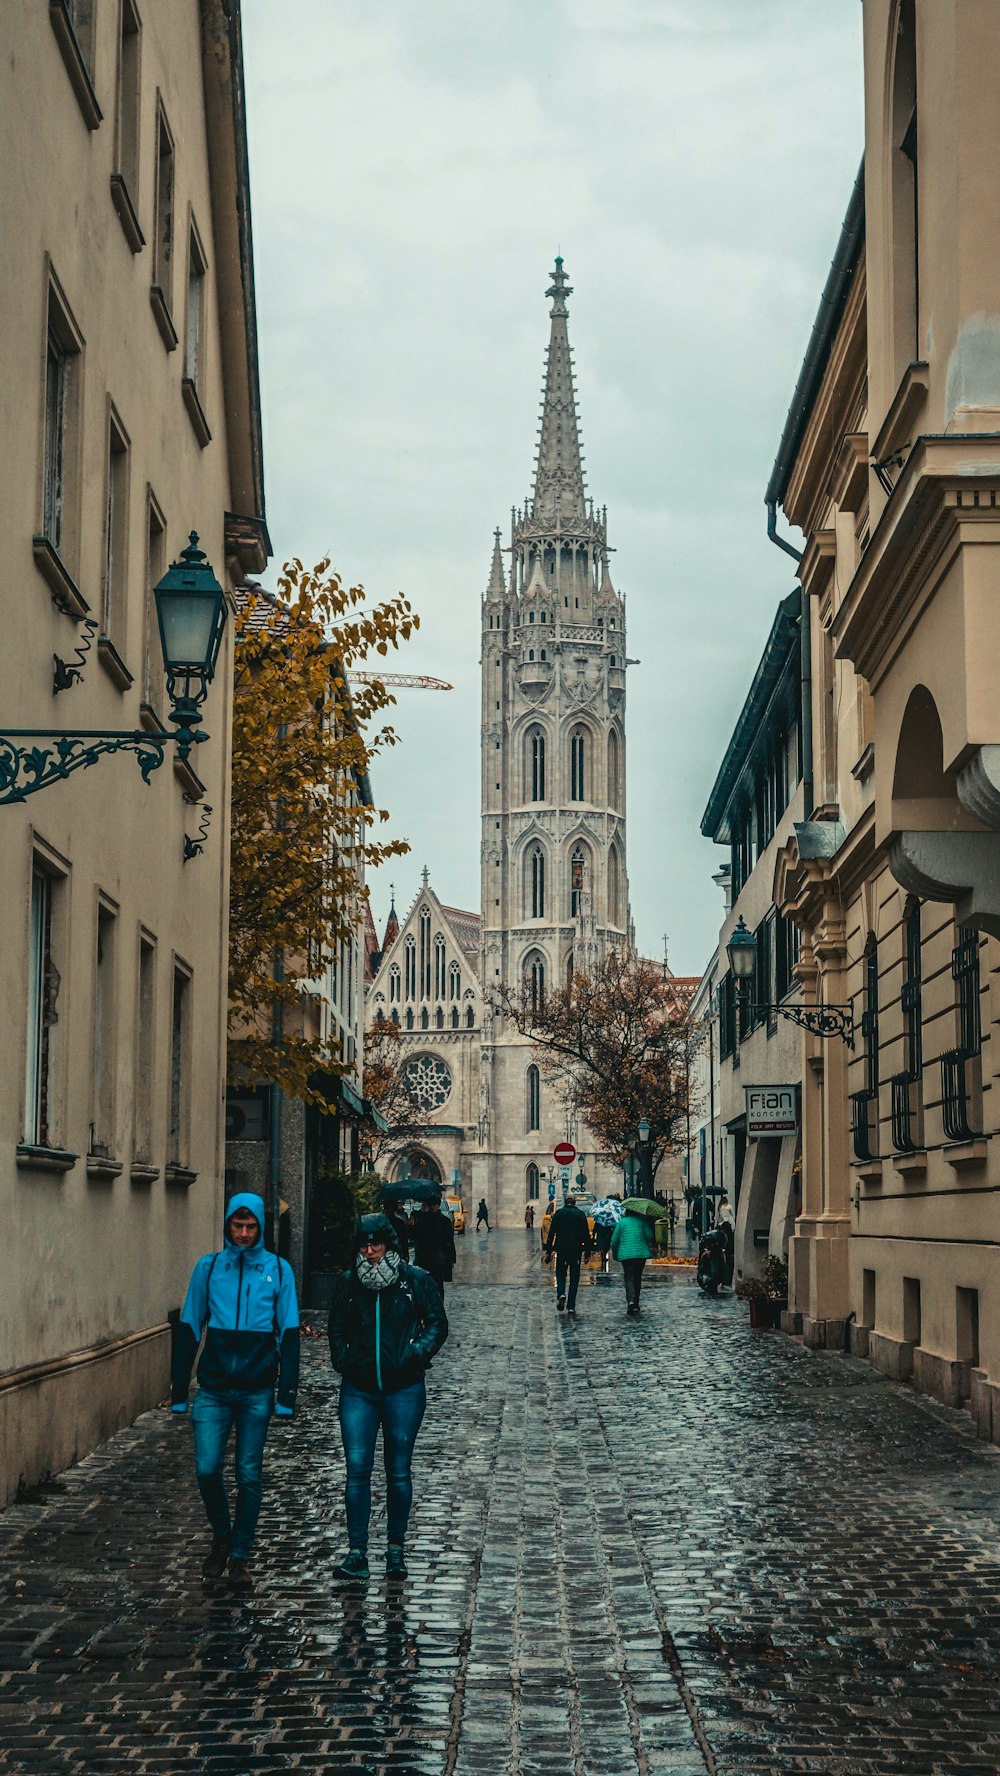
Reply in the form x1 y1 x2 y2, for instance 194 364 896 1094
5 1232 1000 1774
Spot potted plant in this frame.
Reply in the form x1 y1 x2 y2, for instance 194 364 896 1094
736 1255 789 1329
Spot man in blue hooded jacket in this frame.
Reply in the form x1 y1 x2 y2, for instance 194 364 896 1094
171 1191 300 1588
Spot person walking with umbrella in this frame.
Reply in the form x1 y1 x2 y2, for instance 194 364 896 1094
411 1185 457 1297
591 1197 622 1277
611 1202 655 1317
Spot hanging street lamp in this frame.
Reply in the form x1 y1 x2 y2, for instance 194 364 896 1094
725 915 854 1047
0 534 226 803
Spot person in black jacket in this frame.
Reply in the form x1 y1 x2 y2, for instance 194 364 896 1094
328 1213 448 1582
410 1192 456 1295
543 1193 593 1316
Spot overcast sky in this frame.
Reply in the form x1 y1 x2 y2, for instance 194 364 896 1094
241 0 864 977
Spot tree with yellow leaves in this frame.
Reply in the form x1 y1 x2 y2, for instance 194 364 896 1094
227 557 415 1103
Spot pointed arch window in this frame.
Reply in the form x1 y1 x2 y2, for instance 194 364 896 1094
608 848 621 927
526 1163 540 1201
405 1007 414 1030
404 938 416 1000
566 950 574 989
608 729 621 808
524 951 546 1014
525 726 546 802
449 961 461 1001
435 1007 444 1029
434 934 447 999
391 1008 399 1026
527 845 546 919
526 1064 541 1132
389 964 401 1004
451 1006 460 1028
465 1004 475 1028
570 848 586 917
420 1006 429 1030
419 907 432 998
570 728 587 801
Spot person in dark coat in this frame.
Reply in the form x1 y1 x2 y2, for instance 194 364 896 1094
543 1193 593 1316
476 1198 490 1230
328 1213 448 1582
410 1193 456 1295
384 1199 412 1261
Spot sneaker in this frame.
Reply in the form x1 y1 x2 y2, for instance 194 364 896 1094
385 1544 408 1579
338 1548 370 1581
202 1536 231 1580
567 1307 578 1317
556 1295 566 1311
227 1557 252 1591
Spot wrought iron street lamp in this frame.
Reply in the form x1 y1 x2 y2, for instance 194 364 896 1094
0 534 225 804
725 915 854 1047
636 1116 653 1194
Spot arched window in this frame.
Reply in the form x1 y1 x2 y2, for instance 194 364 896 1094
419 907 432 998
526 1065 541 1132
524 951 545 1013
571 848 586 917
528 648 535 661
526 845 545 919
389 964 401 1004
525 726 546 802
435 1007 444 1028
449 961 461 1001
526 1163 540 1201
420 1006 429 1029
375 1007 385 1024
465 1005 475 1028
451 1006 459 1029
405 1007 414 1030
434 934 446 999
404 938 416 1000
566 950 574 988
608 848 621 926
391 1008 399 1026
608 729 621 808
570 728 586 801
540 648 547 661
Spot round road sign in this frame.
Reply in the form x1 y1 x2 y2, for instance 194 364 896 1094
553 1141 576 1166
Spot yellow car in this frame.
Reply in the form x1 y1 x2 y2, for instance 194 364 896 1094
444 1195 466 1234
540 1195 601 1267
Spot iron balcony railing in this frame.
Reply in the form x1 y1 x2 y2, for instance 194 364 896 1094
942 1048 978 1144
890 1072 919 1154
851 1089 876 1163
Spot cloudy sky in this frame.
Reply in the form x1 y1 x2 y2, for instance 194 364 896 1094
241 0 864 976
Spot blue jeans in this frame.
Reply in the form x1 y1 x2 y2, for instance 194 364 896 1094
556 1253 582 1309
191 1387 272 1560
338 1380 427 1552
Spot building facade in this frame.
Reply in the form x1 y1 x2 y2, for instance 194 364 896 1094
701 594 805 1277
366 262 634 1220
761 0 1000 1436
0 0 267 1504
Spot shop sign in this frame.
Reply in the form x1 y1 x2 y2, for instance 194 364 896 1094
745 1085 798 1136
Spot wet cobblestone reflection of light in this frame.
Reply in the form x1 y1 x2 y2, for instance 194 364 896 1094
3 1231 1000 1772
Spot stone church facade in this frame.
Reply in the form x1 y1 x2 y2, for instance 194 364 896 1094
367 261 633 1222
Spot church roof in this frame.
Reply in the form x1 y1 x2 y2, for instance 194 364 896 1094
531 258 587 527
363 900 381 985
439 905 481 959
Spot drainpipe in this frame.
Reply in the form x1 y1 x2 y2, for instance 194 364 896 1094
766 500 803 564
798 587 813 821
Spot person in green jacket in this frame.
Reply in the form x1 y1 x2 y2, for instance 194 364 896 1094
610 1212 654 1316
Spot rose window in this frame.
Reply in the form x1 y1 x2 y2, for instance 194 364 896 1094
403 1053 452 1111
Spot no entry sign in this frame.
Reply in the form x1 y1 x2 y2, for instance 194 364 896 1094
553 1141 576 1166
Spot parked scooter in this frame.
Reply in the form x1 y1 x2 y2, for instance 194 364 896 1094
696 1225 727 1296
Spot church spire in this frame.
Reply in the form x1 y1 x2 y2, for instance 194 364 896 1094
532 257 587 526
485 527 506 598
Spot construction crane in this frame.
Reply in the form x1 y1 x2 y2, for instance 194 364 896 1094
347 672 453 691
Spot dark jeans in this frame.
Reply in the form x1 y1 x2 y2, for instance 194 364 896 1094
622 1258 646 1309
339 1380 427 1552
555 1252 583 1309
191 1386 273 1560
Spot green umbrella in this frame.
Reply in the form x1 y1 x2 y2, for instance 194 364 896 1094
622 1197 661 1220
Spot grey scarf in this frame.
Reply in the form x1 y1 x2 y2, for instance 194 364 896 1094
355 1248 403 1292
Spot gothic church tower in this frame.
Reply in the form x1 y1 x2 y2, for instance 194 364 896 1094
475 260 631 1221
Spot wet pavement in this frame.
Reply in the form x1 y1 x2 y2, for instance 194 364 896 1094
4 1231 1000 1773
